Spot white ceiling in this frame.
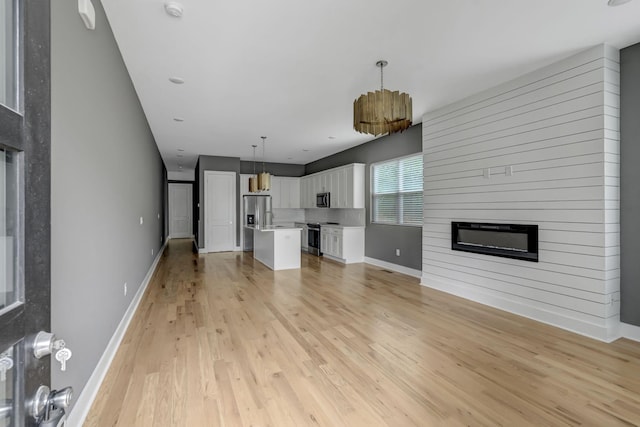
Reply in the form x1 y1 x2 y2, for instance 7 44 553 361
100 0 640 174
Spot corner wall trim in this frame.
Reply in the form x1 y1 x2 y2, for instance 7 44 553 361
621 323 640 342
66 242 167 426
364 257 422 278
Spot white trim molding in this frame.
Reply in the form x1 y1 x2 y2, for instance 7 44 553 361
365 257 422 278
67 242 167 426
621 323 640 342
421 274 621 343
169 234 194 240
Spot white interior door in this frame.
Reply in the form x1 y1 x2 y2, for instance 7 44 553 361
169 183 193 238
205 171 236 252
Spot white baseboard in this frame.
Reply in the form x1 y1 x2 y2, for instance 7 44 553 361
364 257 422 278
67 242 167 426
168 234 194 240
198 247 243 253
621 323 640 342
421 273 620 343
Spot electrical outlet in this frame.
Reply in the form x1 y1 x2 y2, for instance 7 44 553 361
139 216 144 225
124 282 128 296
157 213 160 219
151 248 154 257
395 248 401 256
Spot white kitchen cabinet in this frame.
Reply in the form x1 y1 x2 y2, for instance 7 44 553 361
271 176 301 208
299 163 365 209
271 176 282 206
320 226 364 263
288 178 300 208
304 176 313 208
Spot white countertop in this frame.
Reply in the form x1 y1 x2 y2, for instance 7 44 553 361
245 225 302 232
294 222 364 229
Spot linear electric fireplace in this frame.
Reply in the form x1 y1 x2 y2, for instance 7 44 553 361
451 222 538 262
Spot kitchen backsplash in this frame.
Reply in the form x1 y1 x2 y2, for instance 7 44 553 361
305 208 366 226
272 208 366 226
272 209 305 225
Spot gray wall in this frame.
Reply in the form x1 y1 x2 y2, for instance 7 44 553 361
306 125 422 270
240 161 305 177
196 155 241 248
51 0 166 408
621 42 640 326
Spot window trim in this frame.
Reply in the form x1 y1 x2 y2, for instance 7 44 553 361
370 152 423 227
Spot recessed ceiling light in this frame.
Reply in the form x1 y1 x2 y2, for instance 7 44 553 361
164 2 183 17
179 166 183 169
173 117 184 122
169 77 185 84
608 0 632 5
177 148 185 152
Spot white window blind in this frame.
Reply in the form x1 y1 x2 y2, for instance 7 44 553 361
372 154 423 226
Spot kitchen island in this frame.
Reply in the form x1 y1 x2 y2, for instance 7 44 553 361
245 225 302 270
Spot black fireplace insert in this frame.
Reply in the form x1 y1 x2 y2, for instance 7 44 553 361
451 222 538 262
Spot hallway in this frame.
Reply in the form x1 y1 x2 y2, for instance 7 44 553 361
84 240 640 426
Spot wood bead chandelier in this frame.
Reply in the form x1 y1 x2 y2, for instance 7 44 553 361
353 60 412 136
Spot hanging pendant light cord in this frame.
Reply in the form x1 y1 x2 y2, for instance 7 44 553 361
261 136 267 173
252 145 257 175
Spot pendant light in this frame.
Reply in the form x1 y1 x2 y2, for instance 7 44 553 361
248 144 258 193
257 136 271 191
353 60 412 136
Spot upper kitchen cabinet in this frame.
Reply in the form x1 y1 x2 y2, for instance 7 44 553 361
272 176 301 209
301 163 364 209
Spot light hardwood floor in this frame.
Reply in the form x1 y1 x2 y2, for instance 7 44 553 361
85 239 640 426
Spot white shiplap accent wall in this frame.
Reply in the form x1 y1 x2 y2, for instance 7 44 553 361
421 45 621 342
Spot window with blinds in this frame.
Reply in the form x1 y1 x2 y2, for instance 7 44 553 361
371 154 423 226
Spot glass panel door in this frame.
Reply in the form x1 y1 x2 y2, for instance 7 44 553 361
0 149 20 313
0 0 19 111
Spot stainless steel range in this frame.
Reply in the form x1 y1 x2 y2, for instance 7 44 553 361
307 223 322 256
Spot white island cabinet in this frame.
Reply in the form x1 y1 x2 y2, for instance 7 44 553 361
247 225 302 270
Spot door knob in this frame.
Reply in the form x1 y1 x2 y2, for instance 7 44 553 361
33 332 55 359
30 385 74 426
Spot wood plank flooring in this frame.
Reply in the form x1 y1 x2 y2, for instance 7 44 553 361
85 239 640 426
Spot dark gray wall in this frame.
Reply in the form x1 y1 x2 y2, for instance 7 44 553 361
51 0 166 410
196 155 241 248
620 42 640 326
240 161 305 177
306 125 423 270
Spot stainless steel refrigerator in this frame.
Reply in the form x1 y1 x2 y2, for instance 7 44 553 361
243 195 273 251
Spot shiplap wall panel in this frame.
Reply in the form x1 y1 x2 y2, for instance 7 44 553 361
421 45 621 341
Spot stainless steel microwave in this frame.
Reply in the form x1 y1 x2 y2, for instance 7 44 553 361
316 192 330 208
